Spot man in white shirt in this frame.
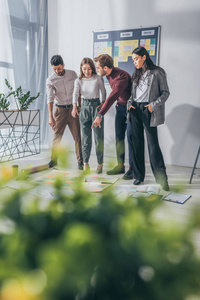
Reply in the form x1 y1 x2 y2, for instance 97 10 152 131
46 55 83 169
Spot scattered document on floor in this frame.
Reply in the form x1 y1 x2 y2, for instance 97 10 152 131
163 192 191 204
136 185 160 194
34 170 80 189
85 176 119 184
112 185 137 197
83 182 112 193
30 185 62 199
111 185 161 200
4 179 34 190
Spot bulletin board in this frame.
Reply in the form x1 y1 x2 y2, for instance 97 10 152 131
93 26 161 77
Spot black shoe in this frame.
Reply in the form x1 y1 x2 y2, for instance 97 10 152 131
133 179 142 185
123 169 134 180
78 161 84 170
161 181 170 191
106 165 125 175
48 160 57 168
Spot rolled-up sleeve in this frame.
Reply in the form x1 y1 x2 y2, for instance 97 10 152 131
72 78 81 105
46 78 55 104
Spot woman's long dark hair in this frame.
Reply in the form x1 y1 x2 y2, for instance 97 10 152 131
132 46 157 86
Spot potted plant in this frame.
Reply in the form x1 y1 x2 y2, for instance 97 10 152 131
5 79 40 110
13 85 40 110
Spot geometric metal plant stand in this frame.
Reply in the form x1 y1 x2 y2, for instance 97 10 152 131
0 110 40 163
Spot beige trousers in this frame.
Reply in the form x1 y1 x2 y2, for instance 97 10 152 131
51 106 82 163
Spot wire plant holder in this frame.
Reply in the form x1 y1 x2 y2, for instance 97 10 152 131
0 110 40 163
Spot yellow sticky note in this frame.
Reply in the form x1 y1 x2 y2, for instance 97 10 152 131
102 47 112 56
150 50 155 56
145 39 151 45
103 47 109 53
123 52 128 62
145 39 151 50
114 57 119 67
107 47 112 56
133 40 139 49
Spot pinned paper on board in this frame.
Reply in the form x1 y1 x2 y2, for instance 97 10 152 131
93 26 160 82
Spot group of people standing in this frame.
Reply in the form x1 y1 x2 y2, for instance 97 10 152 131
46 46 170 191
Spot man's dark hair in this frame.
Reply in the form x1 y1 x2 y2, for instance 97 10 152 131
50 55 64 66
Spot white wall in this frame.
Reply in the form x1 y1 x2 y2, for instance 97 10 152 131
48 0 200 167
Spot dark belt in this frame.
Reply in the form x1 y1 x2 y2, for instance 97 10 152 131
82 98 100 106
55 104 72 109
132 101 149 106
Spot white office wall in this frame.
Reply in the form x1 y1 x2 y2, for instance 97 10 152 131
48 0 200 167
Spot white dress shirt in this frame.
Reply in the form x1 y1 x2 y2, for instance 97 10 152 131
46 69 77 105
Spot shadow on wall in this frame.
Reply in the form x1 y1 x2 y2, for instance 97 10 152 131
165 104 200 167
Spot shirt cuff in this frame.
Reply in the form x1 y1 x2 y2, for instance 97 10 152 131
97 113 103 118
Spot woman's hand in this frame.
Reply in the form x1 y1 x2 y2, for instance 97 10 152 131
128 105 135 111
144 104 153 113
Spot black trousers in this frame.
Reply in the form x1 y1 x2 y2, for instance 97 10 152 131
115 104 127 165
128 102 167 183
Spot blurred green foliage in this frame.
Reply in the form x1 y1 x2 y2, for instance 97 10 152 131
0 166 200 299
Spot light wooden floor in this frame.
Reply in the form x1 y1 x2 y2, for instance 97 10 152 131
2 149 200 261
1 149 200 300
4 149 199 216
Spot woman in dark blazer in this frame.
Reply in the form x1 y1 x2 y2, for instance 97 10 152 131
127 46 170 191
